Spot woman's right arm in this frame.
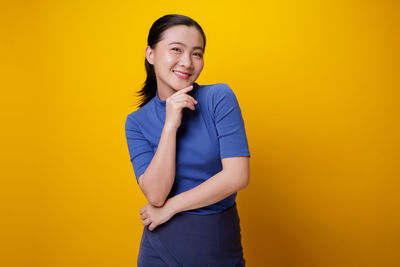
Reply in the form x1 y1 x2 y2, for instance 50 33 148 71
137 85 197 207
138 124 177 207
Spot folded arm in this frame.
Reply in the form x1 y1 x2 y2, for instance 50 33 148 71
138 125 177 207
165 156 249 214
140 156 249 231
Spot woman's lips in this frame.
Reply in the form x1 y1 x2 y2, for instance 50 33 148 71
173 70 191 80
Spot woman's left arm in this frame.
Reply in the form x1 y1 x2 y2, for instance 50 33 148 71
140 156 249 231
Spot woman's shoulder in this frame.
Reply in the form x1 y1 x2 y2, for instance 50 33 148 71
125 110 139 129
125 106 143 123
127 96 156 118
197 82 236 100
198 82 232 92
197 82 239 104
125 99 154 129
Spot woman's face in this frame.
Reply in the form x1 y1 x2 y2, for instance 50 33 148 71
146 25 204 96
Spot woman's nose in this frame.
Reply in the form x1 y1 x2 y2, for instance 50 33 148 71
179 53 192 68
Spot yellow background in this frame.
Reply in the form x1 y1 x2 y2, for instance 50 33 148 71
1 0 399 266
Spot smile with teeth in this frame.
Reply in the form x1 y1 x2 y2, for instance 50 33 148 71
173 70 192 79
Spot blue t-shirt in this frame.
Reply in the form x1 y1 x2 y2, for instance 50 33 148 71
125 83 251 215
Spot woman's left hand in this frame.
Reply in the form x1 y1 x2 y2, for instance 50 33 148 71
139 202 175 231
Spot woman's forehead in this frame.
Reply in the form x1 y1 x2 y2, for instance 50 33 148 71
160 25 204 48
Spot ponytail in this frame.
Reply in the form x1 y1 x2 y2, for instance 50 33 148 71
135 59 157 109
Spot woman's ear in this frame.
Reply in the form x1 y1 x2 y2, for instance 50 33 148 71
145 46 154 65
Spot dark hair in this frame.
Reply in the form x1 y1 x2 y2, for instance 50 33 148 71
135 14 206 109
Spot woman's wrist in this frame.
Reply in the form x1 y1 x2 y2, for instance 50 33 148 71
163 123 178 133
164 196 181 216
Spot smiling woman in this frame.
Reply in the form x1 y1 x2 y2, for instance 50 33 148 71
125 14 251 266
145 24 205 101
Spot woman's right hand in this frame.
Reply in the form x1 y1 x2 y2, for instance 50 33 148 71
164 85 198 130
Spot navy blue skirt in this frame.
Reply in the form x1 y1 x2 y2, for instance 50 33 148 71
137 202 246 267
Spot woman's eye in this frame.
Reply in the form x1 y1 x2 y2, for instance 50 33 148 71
193 52 203 57
172 47 181 52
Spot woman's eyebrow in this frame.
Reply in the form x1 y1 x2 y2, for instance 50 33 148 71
168 42 203 51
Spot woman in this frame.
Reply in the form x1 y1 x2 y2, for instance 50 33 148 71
125 14 251 267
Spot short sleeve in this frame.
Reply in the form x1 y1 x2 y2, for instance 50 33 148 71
125 114 155 182
213 84 251 159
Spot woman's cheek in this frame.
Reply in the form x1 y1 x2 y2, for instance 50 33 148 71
165 52 178 63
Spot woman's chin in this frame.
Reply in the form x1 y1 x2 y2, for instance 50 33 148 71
173 82 194 90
